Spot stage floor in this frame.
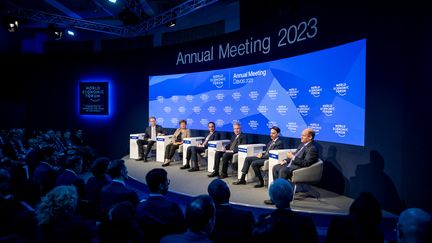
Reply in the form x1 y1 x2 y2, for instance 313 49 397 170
124 155 355 216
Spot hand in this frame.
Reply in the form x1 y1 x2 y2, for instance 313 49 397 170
287 152 294 160
257 153 263 159
279 159 287 165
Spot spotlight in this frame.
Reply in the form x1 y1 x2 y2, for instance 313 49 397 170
167 20 176 27
7 20 18 32
67 30 75 36
108 0 117 3
48 25 63 40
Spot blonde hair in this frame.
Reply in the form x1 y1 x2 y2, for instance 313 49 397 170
36 186 78 225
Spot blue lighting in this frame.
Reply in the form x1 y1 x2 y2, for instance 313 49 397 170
108 0 117 3
77 79 114 121
67 30 75 36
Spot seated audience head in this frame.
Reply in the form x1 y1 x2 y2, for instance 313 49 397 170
145 168 169 195
397 208 432 243
90 157 110 178
301 128 315 143
349 192 382 227
270 126 280 140
63 155 83 174
0 168 12 196
233 122 241 135
63 130 71 139
108 201 136 224
39 145 57 165
179 119 187 129
207 179 230 205
36 185 78 225
269 178 293 209
185 195 216 234
107 159 128 181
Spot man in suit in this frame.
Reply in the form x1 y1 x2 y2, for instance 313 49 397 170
181 122 221 172
160 195 215 243
32 146 58 196
233 126 284 188
137 116 165 162
55 155 85 198
207 179 255 243
136 168 186 242
208 122 247 179
100 159 139 216
252 179 318 243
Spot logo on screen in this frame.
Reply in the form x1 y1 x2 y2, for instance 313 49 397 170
232 92 241 101
320 104 335 116
257 105 268 114
309 123 322 135
163 106 172 113
286 122 298 133
267 89 278 99
200 94 209 101
249 91 259 100
193 106 201 114
200 118 209 126
309 85 322 98
187 118 194 125
185 95 194 102
288 88 299 99
276 105 288 116
333 83 349 96
170 118 179 125
208 106 217 115
248 120 259 130
297 105 310 116
224 106 233 115
216 93 225 101
178 106 186 113
267 121 278 128
171 96 179 102
210 74 226 88
156 117 164 125
216 119 225 127
333 124 348 137
157 96 164 103
240 106 250 115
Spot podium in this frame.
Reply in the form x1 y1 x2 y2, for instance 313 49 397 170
237 144 266 182
268 149 297 187
207 140 231 172
156 135 173 163
129 133 145 159
182 137 205 165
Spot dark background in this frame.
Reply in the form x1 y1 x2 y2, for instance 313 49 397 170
1 1 431 214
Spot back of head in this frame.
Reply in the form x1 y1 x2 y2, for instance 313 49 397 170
37 185 78 225
398 208 432 243
109 201 135 225
107 159 126 179
269 179 293 209
207 179 230 205
349 192 382 227
145 168 168 194
186 195 215 233
90 157 110 177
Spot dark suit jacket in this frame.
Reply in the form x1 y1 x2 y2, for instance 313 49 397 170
85 175 110 203
100 181 139 215
291 141 319 167
33 162 57 196
136 195 186 243
226 133 248 153
252 208 318 243
210 204 255 243
55 170 85 198
161 230 212 243
144 125 165 140
203 132 221 148
262 138 285 159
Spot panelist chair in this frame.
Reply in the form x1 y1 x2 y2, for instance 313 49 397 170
260 160 270 187
290 159 324 201
173 144 184 162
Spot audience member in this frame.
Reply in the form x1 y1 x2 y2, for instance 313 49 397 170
55 155 85 198
396 208 432 243
136 168 186 242
32 146 58 196
161 195 215 243
207 179 255 243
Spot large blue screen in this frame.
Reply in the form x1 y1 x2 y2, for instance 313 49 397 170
149 39 366 146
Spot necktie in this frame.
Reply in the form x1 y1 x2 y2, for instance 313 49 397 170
229 135 239 150
288 144 306 167
264 140 275 154
203 133 212 146
151 126 156 140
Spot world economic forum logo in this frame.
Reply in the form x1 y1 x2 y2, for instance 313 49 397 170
309 123 322 135
163 106 172 114
185 95 194 102
232 92 241 101
187 118 194 125
248 120 259 130
171 96 179 103
288 88 299 99
193 106 201 114
223 106 233 115
210 74 226 88
297 105 310 116
267 89 278 99
240 106 250 115
200 94 209 102
216 93 225 101
248 91 259 100
208 106 217 115
333 82 349 96
215 119 225 127
257 105 268 114
320 104 335 117
286 122 298 133
266 121 278 129
309 85 322 98
333 124 348 137
157 96 164 103
156 117 164 125
276 105 288 116
178 106 186 114
170 118 179 125
200 118 209 126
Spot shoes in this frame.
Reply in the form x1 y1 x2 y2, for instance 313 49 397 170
264 199 274 205
208 171 219 177
135 158 143 161
180 164 190 170
254 182 265 188
143 157 148 162
162 159 170 167
218 173 228 179
188 167 199 172
233 179 246 185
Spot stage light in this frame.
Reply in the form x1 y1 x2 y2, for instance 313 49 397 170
67 30 75 36
108 0 117 3
167 20 176 27
7 20 18 32
48 25 63 40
